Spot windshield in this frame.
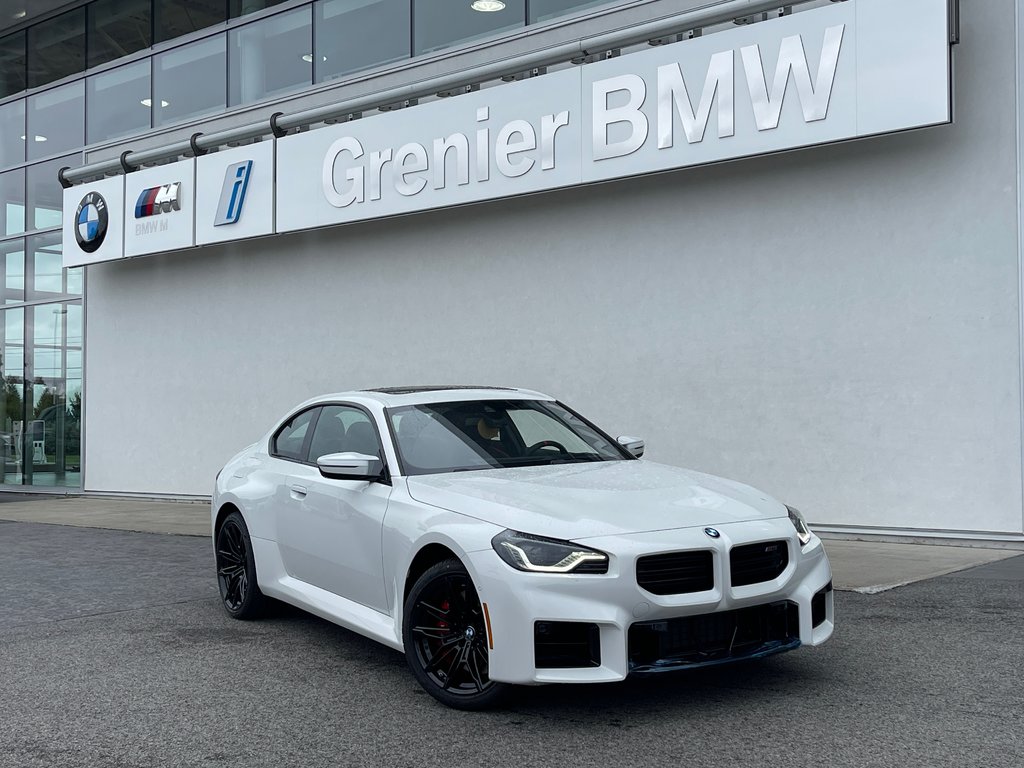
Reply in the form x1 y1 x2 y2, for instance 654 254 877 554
387 399 630 476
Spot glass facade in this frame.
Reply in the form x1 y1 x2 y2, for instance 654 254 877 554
154 35 227 126
87 0 153 69
414 0 526 56
86 60 152 143
228 6 312 106
315 0 410 83
0 0 613 139
26 82 85 161
27 9 87 90
0 31 25 99
155 0 227 43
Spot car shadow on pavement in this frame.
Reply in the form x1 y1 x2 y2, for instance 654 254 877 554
254 596 830 718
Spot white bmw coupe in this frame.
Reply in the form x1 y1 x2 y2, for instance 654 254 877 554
213 386 833 709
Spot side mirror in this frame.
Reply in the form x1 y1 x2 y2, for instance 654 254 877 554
317 452 383 481
617 436 645 458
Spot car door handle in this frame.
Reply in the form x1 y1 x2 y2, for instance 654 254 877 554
289 484 307 498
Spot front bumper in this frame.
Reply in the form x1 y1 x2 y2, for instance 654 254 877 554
467 518 834 684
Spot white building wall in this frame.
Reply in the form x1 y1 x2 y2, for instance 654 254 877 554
83 0 1024 536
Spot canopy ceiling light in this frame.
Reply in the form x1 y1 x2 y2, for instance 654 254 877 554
471 1 506 11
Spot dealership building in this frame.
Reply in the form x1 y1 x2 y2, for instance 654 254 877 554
1 0 1021 544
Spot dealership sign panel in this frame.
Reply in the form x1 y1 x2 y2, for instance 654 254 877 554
62 0 950 266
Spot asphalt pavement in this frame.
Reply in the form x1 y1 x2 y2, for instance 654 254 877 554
0 520 1021 768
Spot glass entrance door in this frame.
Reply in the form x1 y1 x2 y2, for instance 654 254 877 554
1 299 82 488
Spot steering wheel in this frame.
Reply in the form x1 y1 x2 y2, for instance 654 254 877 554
526 440 568 456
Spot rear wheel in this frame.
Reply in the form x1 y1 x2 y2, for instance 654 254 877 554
215 511 266 619
403 559 507 710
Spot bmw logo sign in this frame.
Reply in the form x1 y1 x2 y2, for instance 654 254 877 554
704 527 721 538
74 191 108 253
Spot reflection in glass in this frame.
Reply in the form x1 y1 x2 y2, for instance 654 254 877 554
27 156 79 234
0 32 26 99
155 0 226 44
154 35 227 126
315 0 410 82
0 99 25 169
529 0 610 23
27 232 67 299
87 60 152 144
0 168 25 237
230 0 290 18
26 81 85 161
23 302 81 488
414 0 525 55
229 7 312 106
27 9 86 89
88 0 153 69
1 240 24 305
0 307 25 484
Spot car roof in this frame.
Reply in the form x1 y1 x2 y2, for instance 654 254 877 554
300 386 555 409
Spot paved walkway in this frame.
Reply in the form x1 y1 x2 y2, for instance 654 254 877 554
0 495 1017 593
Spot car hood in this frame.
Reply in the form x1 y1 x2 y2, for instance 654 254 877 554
405 460 787 540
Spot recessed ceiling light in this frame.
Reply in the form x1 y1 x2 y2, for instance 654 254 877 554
301 53 327 63
140 98 169 108
12 10 26 19
19 134 46 142
471 0 506 11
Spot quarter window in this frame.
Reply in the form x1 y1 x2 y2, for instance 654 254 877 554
271 408 319 461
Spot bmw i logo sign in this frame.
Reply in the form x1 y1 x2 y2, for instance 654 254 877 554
74 191 108 253
704 527 721 538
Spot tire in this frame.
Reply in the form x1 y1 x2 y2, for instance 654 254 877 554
215 510 267 620
403 558 508 710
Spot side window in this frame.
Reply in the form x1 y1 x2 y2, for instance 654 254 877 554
308 405 382 462
271 408 319 461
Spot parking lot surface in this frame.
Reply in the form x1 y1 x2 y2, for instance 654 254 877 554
1 520 1021 768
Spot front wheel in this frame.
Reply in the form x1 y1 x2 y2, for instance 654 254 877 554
215 511 267 619
403 559 508 710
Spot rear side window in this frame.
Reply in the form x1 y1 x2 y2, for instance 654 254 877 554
271 408 319 461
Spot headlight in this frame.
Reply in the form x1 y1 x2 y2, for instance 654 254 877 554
491 530 608 574
787 505 812 546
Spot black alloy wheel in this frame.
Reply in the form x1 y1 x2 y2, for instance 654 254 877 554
403 559 507 710
215 511 266 619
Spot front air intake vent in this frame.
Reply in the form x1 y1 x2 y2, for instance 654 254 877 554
636 550 714 595
730 540 789 587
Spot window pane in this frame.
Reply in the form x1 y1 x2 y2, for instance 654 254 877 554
27 9 86 89
0 169 25 237
230 0 290 18
26 155 80 235
413 0 525 56
315 0 410 83
155 0 227 44
154 35 226 126
1 239 24 305
228 7 312 106
87 60 151 144
0 99 25 169
26 232 67 299
273 408 318 460
529 0 610 24
0 32 26 99
26 81 85 161
88 0 153 69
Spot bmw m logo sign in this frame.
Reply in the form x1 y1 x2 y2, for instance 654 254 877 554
135 182 181 218
74 192 108 253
